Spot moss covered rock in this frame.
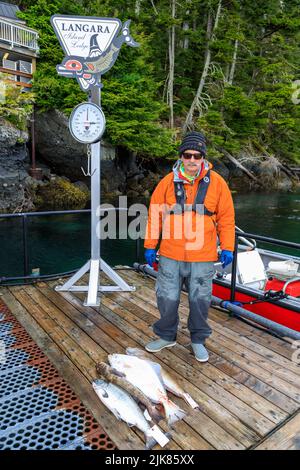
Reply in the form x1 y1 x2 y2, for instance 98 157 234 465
34 177 89 210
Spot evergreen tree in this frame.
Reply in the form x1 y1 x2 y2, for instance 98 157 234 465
14 0 300 163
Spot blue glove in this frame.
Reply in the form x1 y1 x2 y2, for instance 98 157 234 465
220 250 233 268
145 249 157 266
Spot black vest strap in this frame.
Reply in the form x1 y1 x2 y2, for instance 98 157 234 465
170 170 215 216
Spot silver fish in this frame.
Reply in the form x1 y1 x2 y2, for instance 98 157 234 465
93 379 169 449
126 347 200 410
108 354 186 426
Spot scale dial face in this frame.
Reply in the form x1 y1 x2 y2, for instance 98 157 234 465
69 102 105 144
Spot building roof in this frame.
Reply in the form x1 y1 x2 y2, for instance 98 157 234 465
0 2 21 21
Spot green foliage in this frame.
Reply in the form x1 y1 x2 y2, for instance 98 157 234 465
0 74 34 129
15 0 300 163
34 178 89 210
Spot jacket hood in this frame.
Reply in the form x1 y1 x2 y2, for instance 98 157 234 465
172 158 213 183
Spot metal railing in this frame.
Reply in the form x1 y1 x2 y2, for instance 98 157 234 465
0 18 39 52
0 208 141 284
0 209 300 296
0 209 91 282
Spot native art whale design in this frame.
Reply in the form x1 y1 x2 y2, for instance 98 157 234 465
56 20 139 90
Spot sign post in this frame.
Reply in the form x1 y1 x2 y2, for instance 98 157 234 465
51 15 139 306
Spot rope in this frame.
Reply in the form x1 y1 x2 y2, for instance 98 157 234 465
221 289 288 308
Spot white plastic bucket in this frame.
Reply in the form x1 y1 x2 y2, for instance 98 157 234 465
268 260 299 276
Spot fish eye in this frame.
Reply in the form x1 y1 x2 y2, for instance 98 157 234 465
65 59 82 71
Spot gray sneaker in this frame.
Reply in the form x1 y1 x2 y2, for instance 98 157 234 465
191 343 209 362
145 338 176 353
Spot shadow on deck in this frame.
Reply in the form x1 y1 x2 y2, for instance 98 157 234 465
1 267 300 450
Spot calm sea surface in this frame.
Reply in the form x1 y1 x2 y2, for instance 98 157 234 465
0 192 299 278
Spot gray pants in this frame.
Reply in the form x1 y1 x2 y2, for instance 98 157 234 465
154 255 215 344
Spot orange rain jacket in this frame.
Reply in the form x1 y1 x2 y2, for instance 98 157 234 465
144 159 235 262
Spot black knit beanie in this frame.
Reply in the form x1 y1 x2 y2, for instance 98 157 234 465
178 131 207 156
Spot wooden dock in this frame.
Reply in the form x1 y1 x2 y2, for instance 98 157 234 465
1 267 300 450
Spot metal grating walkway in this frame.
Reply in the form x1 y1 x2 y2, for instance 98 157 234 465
0 300 116 450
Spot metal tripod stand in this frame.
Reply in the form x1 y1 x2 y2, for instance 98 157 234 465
55 86 135 306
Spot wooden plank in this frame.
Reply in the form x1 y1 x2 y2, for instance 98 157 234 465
48 283 274 446
0 66 32 78
114 272 300 410
212 316 295 360
38 282 243 450
209 330 300 388
8 286 154 450
53 296 255 449
121 271 300 393
26 284 200 451
208 336 300 404
125 269 295 359
99 283 289 425
103 275 299 416
18 286 183 451
124 270 298 371
45 288 249 450
48 280 257 447
254 412 300 450
2 78 32 88
1 288 144 451
102 301 285 438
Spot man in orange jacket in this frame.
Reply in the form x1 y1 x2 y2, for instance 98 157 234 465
144 131 235 361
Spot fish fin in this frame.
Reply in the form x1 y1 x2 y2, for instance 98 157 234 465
147 360 161 375
92 380 109 398
111 367 126 378
150 406 165 423
145 435 157 451
147 361 165 386
162 399 186 426
145 426 170 449
125 349 165 385
125 347 147 358
143 406 163 424
111 408 122 421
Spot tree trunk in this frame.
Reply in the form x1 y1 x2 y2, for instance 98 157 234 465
135 0 141 16
150 0 158 15
182 17 189 49
217 146 262 184
228 39 239 85
167 0 176 128
253 140 299 181
183 0 222 132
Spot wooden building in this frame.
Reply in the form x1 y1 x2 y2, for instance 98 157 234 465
0 1 39 90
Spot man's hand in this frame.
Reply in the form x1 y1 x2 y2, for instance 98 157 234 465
145 249 157 266
220 250 233 268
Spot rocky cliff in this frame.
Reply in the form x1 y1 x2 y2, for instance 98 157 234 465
0 110 299 213
0 118 33 212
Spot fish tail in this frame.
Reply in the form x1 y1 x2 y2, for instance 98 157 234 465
162 399 186 426
144 430 171 450
182 392 200 410
145 433 157 450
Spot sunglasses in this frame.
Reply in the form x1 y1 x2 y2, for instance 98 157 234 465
182 152 203 160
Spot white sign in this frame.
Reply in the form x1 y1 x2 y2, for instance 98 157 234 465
51 15 121 58
51 15 139 91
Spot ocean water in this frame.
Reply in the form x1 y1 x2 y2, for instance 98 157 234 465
0 192 299 278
